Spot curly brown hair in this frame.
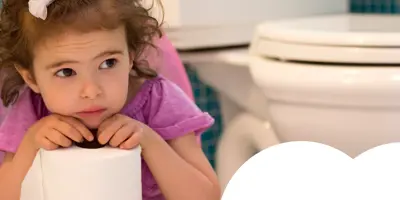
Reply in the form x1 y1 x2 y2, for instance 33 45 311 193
0 0 163 107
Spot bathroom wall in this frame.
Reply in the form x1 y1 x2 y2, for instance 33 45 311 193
351 0 400 13
180 0 347 26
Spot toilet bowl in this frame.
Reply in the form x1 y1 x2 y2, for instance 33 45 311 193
179 49 280 190
249 14 400 158
162 0 348 192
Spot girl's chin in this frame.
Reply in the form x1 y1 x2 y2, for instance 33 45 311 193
75 117 103 130
81 120 102 130
73 112 115 129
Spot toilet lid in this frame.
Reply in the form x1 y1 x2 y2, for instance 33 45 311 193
252 14 400 64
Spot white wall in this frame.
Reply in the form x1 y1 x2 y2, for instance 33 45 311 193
163 0 348 27
181 0 348 26
142 0 349 50
142 0 181 27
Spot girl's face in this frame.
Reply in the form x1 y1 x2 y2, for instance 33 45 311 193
19 26 133 129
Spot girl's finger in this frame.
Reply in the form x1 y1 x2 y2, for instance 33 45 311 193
59 116 93 142
47 128 73 148
98 119 125 145
97 114 119 134
38 136 60 150
109 123 136 147
52 120 83 143
120 126 143 149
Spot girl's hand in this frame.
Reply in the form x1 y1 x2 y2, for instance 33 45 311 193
26 114 94 150
97 114 144 149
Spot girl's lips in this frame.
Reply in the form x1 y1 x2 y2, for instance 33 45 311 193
77 107 106 116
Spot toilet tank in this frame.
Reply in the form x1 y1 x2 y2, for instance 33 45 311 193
145 0 349 50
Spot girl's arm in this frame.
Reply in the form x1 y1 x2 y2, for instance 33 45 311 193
142 127 221 200
0 137 38 200
0 152 20 200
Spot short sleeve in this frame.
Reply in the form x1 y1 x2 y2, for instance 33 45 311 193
0 88 38 153
144 78 214 140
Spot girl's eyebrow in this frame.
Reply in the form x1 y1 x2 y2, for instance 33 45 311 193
45 49 124 69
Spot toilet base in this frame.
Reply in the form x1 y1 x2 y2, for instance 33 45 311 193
216 112 280 191
180 49 276 192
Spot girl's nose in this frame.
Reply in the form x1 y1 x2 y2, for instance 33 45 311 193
80 79 102 100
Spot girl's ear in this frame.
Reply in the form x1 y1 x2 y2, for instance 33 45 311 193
15 65 40 93
129 51 135 66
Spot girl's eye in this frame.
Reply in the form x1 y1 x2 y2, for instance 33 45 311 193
55 68 76 77
99 59 117 69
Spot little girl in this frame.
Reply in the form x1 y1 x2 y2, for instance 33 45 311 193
0 0 221 200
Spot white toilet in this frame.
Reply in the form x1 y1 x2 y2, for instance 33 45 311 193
160 0 348 192
249 14 400 158
179 49 280 190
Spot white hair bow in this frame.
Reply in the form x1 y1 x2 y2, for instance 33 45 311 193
28 0 56 20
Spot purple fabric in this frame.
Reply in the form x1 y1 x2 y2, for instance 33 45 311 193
0 76 214 200
0 106 5 163
0 88 38 153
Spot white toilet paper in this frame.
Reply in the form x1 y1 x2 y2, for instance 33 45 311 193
21 146 142 200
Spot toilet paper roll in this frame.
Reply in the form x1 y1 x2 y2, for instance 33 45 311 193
21 146 142 200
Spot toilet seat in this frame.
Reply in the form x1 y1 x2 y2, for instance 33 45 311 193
250 56 400 107
251 14 400 64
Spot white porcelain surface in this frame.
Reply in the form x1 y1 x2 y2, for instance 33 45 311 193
181 49 282 193
249 56 400 157
251 14 400 64
251 39 400 64
256 14 400 47
250 57 400 106
216 113 279 191
181 49 269 120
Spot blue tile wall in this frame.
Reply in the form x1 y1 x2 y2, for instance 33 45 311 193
350 0 400 13
185 65 223 168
